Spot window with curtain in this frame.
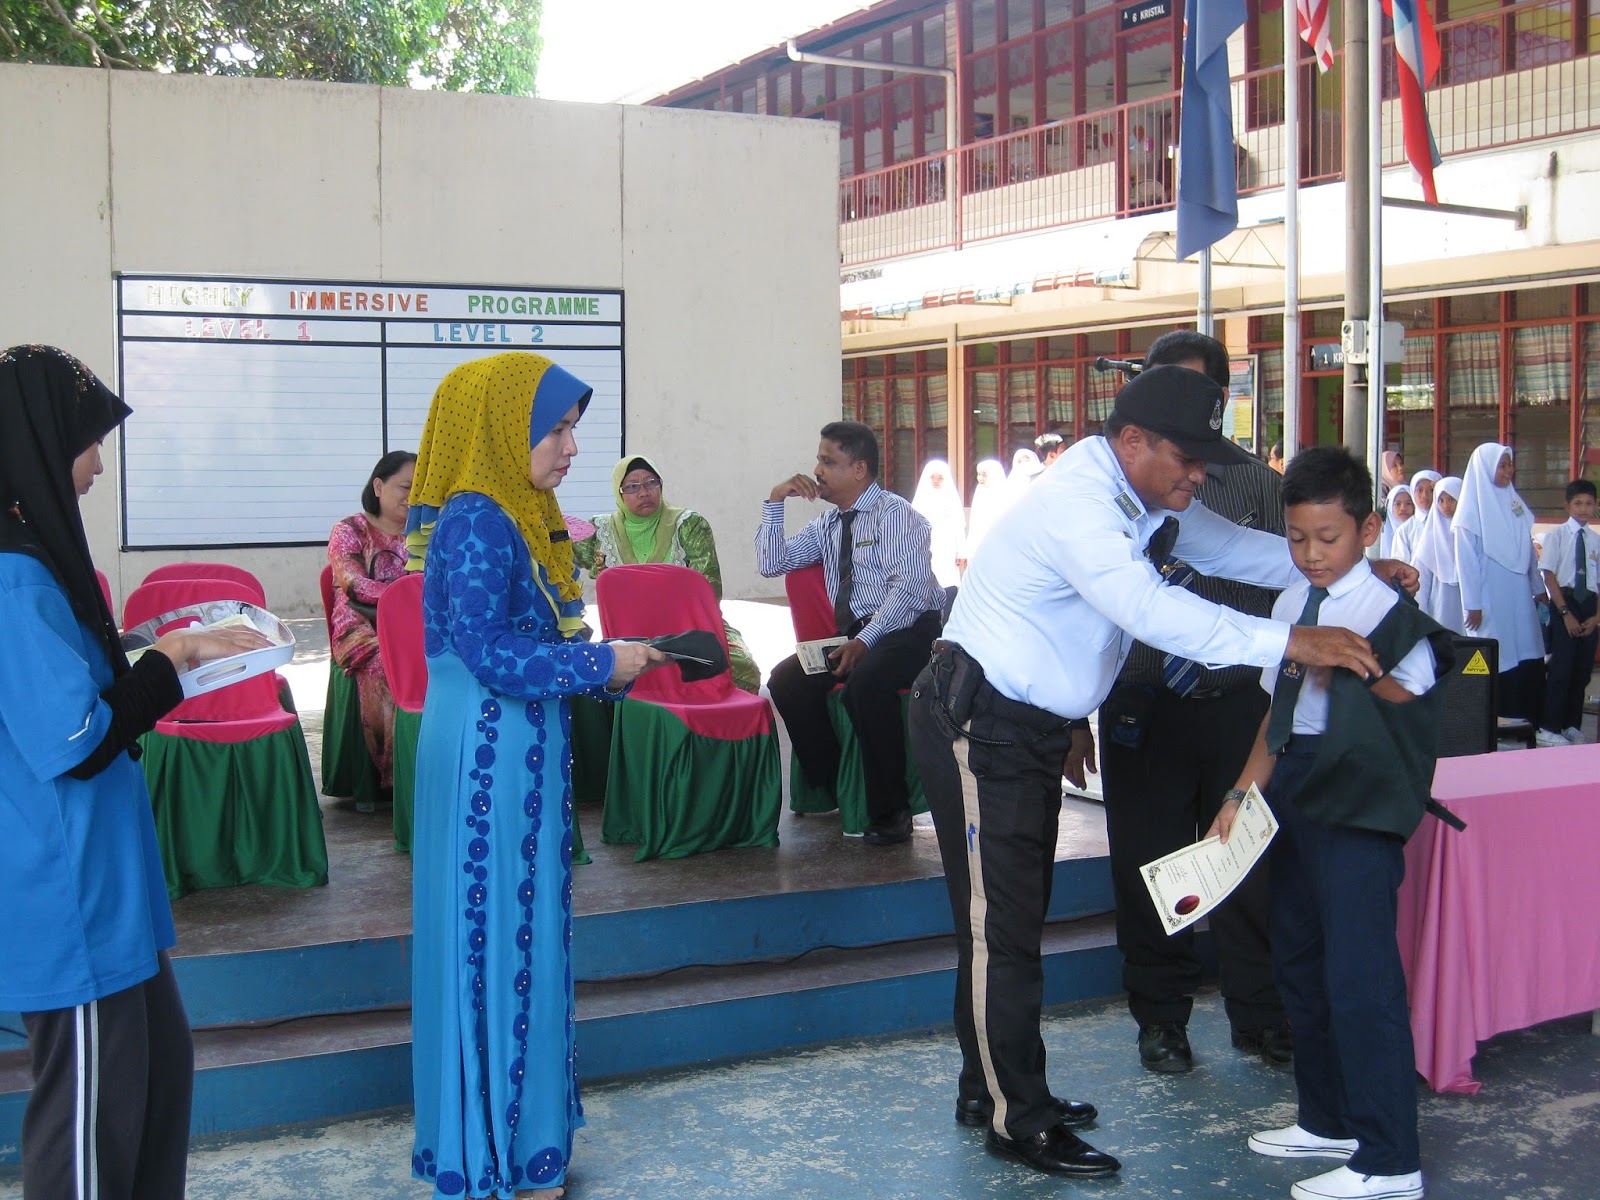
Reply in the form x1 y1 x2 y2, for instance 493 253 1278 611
1387 335 1437 472
1005 366 1040 458
924 372 950 468
1510 323 1572 513
1084 366 1119 438
970 368 1001 483
891 376 919 496
1581 324 1600 489
1045 364 1076 444
1444 330 1502 475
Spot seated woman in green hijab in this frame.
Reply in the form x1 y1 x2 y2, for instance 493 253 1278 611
575 454 761 693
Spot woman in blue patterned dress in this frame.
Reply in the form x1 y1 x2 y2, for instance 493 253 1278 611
406 353 663 1200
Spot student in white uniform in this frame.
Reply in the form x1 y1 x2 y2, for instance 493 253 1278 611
1414 476 1464 633
1402 469 1441 563
959 458 1008 569
911 458 966 613
1380 485 1414 559
908 366 1409 1181
1454 443 1545 723
1536 479 1600 746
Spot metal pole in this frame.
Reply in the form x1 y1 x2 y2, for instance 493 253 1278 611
1198 246 1214 336
1367 0 1385 507
1283 16 1301 461
1342 0 1369 458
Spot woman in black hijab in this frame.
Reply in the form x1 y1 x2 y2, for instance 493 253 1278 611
0 345 266 1200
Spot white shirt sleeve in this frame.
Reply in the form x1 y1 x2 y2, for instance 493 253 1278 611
1049 496 1290 670
1456 527 1486 612
1172 501 1302 591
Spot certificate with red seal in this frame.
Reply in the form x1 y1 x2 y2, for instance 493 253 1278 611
1142 783 1278 934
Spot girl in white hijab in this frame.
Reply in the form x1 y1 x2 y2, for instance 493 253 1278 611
961 458 1008 569
1380 485 1414 559
1414 476 1464 633
911 458 966 593
1400 469 1441 562
1007 447 1043 501
1454 443 1545 721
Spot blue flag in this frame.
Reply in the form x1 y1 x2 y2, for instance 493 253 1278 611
1175 0 1247 261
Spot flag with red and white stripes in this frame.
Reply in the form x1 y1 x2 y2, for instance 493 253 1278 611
1296 0 1335 72
1384 0 1444 203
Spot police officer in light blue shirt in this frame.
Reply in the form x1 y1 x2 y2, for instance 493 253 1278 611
908 365 1403 1181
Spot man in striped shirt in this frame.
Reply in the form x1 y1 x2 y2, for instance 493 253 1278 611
757 421 944 845
1096 331 1293 1076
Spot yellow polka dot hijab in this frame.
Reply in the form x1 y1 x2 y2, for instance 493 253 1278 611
405 353 593 612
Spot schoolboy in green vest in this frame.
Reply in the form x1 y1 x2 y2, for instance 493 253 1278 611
1209 447 1453 1200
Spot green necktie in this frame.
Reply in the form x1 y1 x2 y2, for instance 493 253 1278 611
1266 586 1329 754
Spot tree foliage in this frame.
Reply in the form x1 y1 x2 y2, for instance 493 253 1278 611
0 0 543 95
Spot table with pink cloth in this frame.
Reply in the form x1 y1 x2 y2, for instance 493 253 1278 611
1397 743 1600 1094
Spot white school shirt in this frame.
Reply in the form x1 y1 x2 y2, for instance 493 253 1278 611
1262 558 1437 737
943 435 1298 719
1537 517 1600 593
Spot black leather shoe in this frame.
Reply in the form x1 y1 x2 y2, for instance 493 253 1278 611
1233 1022 1295 1065
862 808 913 845
1138 1021 1193 1073
985 1125 1120 1177
955 1095 1097 1129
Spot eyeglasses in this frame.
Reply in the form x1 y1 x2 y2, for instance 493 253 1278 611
619 477 663 496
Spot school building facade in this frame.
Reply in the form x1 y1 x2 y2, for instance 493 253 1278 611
652 0 1600 517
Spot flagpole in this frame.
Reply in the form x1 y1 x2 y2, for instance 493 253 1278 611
1342 0 1370 462
1199 246 1214 336
1367 0 1386 508
1283 12 1301 463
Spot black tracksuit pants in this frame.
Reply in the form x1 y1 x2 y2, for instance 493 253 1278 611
21 952 193 1200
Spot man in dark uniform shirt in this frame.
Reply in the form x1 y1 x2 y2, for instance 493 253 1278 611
1092 331 1294 1073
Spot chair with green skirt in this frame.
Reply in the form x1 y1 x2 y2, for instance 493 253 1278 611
596 564 781 861
782 563 928 834
376 572 425 853
123 579 328 899
319 565 382 811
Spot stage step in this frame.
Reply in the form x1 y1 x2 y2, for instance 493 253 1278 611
0 906 1120 1164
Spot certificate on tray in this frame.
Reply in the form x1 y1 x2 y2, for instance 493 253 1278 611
797 636 849 675
1142 783 1278 934
122 601 296 698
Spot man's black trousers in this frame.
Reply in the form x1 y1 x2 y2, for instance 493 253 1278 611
909 648 1077 1139
768 611 940 821
1099 683 1285 1033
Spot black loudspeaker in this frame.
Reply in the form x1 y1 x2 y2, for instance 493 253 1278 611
1435 635 1499 758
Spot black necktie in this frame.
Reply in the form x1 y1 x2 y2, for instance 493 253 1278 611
1265 586 1329 753
834 509 858 635
1573 530 1590 604
1145 517 1203 697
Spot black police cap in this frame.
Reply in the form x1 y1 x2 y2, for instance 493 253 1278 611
1111 364 1249 466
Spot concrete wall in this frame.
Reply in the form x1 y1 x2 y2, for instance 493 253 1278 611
0 64 841 615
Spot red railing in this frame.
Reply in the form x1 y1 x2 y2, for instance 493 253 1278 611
839 11 1599 268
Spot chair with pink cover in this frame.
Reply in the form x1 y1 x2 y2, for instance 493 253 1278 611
142 560 266 600
596 563 780 861
376 573 426 853
781 563 928 834
123 577 327 898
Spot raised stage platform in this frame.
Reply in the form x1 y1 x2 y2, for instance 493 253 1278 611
0 605 1117 1163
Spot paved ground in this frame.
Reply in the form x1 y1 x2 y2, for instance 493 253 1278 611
5 990 1591 1199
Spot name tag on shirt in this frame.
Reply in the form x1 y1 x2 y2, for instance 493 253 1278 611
855 539 876 548
1114 491 1140 519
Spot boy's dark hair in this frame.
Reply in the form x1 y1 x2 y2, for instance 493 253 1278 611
363 450 417 514
1281 446 1374 523
820 420 879 477
1565 479 1597 503
1145 330 1230 388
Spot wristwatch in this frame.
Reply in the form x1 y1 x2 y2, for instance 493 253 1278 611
1223 788 1247 804
1558 606 1571 616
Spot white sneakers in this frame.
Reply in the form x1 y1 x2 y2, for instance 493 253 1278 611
1250 1127 1424 1199
1289 1165 1424 1199
1535 728 1571 747
1563 726 1585 744
1249 1124 1358 1159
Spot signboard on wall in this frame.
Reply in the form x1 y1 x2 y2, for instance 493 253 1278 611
1224 354 1258 452
116 276 624 549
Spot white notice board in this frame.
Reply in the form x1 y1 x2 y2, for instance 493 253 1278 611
117 277 625 549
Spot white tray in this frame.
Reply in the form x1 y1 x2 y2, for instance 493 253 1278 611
122 601 296 698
